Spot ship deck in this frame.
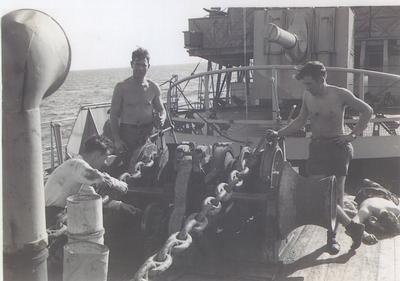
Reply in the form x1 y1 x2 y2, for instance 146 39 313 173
277 225 400 281
155 224 400 281
47 191 400 281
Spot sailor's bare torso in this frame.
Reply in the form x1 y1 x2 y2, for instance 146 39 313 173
277 75 372 142
112 77 159 125
110 55 166 152
297 74 372 141
304 84 347 137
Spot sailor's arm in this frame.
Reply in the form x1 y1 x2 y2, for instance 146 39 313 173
277 95 308 137
74 159 131 198
353 206 371 224
75 159 105 186
78 166 139 215
152 84 166 126
104 200 141 216
79 185 138 215
98 176 140 216
110 84 126 151
342 89 373 136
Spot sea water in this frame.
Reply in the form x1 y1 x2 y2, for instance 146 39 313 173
40 62 206 169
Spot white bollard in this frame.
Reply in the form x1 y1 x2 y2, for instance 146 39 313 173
63 241 109 281
66 194 104 244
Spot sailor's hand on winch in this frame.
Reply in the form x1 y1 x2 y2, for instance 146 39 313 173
154 113 166 128
265 129 279 142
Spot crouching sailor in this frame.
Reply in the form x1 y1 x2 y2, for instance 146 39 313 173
44 135 141 230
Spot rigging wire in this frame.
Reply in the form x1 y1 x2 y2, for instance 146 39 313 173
182 61 202 91
243 8 248 122
243 8 250 143
173 83 250 144
372 78 400 99
159 61 201 87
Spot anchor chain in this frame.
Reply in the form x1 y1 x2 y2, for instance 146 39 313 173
132 148 251 281
120 151 157 181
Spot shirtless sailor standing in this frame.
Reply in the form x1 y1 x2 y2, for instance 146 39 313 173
267 61 374 254
110 47 166 172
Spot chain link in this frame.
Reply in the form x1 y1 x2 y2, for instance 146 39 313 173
132 231 192 281
129 155 156 179
132 252 173 281
215 165 250 202
216 183 232 202
130 161 145 179
229 166 250 187
168 232 193 253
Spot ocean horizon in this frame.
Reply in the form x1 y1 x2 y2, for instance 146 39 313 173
40 62 207 169
40 62 207 123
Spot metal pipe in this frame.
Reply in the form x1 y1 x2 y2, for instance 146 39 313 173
168 65 400 89
2 9 71 281
266 23 306 62
266 23 297 49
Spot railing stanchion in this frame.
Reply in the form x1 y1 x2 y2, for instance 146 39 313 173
358 72 365 101
50 121 54 170
271 68 280 124
204 73 210 111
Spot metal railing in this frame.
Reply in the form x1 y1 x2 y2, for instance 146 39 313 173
42 66 400 172
167 65 400 113
166 65 400 138
41 102 112 172
41 118 75 173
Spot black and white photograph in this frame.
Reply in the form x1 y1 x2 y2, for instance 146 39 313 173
2 0 400 280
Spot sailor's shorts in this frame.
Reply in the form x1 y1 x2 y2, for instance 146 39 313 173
306 137 354 177
120 122 153 152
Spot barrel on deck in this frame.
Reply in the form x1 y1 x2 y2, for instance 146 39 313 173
66 194 104 244
63 241 109 281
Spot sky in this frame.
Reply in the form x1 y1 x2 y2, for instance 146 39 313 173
2 0 398 70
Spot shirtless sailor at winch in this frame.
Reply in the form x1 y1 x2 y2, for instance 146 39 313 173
266 61 374 254
110 47 166 173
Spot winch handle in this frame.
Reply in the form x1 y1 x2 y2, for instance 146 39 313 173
149 126 174 142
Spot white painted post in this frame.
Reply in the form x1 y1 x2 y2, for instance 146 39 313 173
383 39 389 73
2 10 71 281
204 62 211 111
271 68 279 122
358 73 365 101
360 40 366 68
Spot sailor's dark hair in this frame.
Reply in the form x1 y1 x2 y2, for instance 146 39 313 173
82 135 113 155
131 47 150 64
295 61 327 81
377 211 400 234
